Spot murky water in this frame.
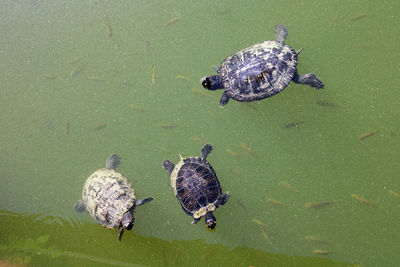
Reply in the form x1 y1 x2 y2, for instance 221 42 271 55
1 0 399 266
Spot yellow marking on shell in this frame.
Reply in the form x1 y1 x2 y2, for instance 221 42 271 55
193 203 216 219
170 157 185 195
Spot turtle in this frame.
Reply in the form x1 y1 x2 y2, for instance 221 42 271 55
74 154 153 241
162 144 230 229
200 24 324 106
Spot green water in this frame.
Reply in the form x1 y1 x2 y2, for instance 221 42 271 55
1 0 399 266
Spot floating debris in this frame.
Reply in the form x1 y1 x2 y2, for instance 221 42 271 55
281 181 300 193
316 100 335 107
88 123 106 133
65 120 70 135
161 17 179 27
351 194 376 206
266 198 285 206
152 65 156 84
88 76 105 82
42 74 56 80
227 166 246 180
358 131 379 140
388 190 400 199
226 148 238 157
312 249 332 256
70 62 88 77
240 143 257 158
284 121 304 129
349 14 367 22
106 18 112 37
158 123 178 129
305 235 331 245
252 218 268 228
261 230 273 244
176 75 190 81
66 57 82 65
304 201 333 209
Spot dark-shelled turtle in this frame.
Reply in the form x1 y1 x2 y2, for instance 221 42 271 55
201 24 324 106
162 144 229 229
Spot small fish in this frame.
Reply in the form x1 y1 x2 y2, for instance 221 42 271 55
65 120 70 135
70 62 88 77
190 136 205 144
240 143 257 158
304 201 333 209
236 199 248 213
226 149 238 157
349 14 367 22
358 131 379 140
281 181 300 193
201 249 216 260
316 100 335 107
161 17 179 27
267 198 285 206
42 74 56 80
88 76 105 82
158 123 177 129
243 102 258 111
66 57 82 65
88 123 106 133
325 15 338 23
354 42 373 51
312 249 332 256
261 230 273 245
284 121 305 129
192 87 209 97
305 235 331 245
106 18 112 37
130 104 147 112
176 75 190 81
152 65 156 84
388 190 400 199
252 218 268 228
140 38 151 53
351 194 376 206
227 166 246 180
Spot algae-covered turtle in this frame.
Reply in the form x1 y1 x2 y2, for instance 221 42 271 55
201 24 324 106
162 144 229 229
74 154 153 241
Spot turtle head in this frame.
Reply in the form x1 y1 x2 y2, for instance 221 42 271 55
204 212 216 230
201 75 223 91
118 211 135 241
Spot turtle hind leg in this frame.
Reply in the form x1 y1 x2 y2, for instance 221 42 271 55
275 24 288 43
136 197 154 206
162 160 175 176
201 144 213 159
106 154 121 170
191 218 201 224
74 200 86 212
292 72 324 89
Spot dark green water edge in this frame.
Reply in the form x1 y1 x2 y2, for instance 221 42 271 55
0 211 356 267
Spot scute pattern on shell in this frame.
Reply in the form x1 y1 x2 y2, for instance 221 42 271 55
172 157 222 218
220 40 297 101
82 168 136 228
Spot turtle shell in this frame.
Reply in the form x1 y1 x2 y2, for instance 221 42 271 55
81 168 136 228
219 40 298 101
171 157 222 219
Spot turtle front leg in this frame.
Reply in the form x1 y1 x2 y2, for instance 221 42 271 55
191 218 201 224
73 200 86 212
136 197 154 206
162 160 175 176
292 72 324 89
220 192 230 206
219 91 230 107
